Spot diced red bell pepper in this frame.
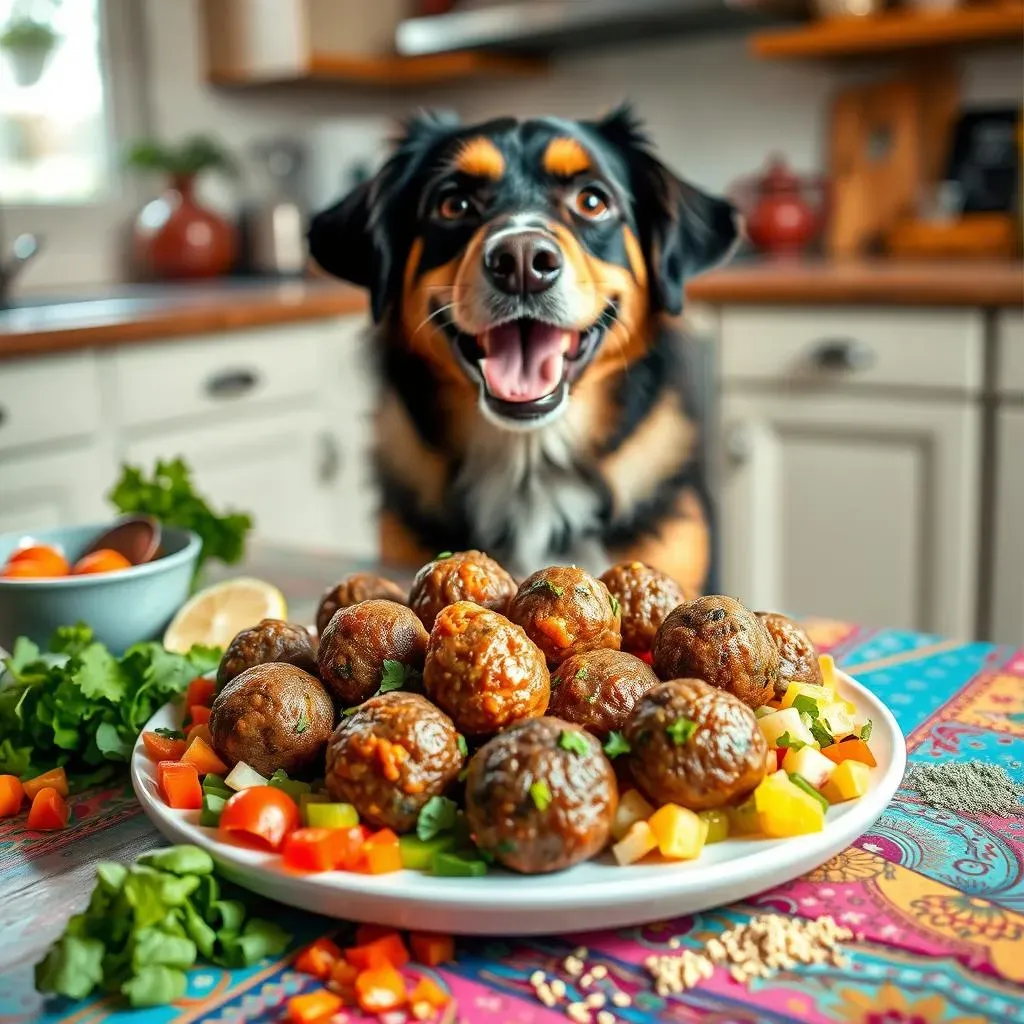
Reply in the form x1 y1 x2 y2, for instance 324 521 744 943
23 767 68 800
142 731 188 762
363 828 402 875
355 964 406 1014
185 676 217 710
157 760 203 810
186 722 213 745
293 936 343 979
410 931 455 967
345 932 409 970
0 775 25 817
283 827 348 872
27 786 69 830
188 704 212 727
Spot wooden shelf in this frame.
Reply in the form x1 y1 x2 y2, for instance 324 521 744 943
208 50 544 87
750 3 1024 59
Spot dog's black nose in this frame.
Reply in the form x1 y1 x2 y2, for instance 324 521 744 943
484 231 563 295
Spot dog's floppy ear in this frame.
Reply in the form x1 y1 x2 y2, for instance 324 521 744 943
594 104 739 316
308 110 461 322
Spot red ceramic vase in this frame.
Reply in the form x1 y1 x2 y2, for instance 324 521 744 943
745 159 823 256
133 174 237 280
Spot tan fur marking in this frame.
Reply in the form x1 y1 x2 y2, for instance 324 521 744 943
543 137 592 178
454 137 505 180
376 390 449 511
611 488 710 599
380 511 435 569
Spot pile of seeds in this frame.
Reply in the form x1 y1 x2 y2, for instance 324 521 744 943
645 914 852 993
529 947 633 1024
904 760 1024 816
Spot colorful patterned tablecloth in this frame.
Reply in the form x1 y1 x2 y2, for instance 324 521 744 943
2 609 1023 1024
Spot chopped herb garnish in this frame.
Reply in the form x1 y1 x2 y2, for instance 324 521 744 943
294 713 309 735
609 592 621 618
529 779 552 812
378 660 407 694
436 551 453 559
575 666 589 681
586 690 599 704
533 579 564 598
776 731 806 751
456 734 468 758
154 728 186 740
810 720 834 748
457 767 469 783
342 705 360 717
603 731 631 759
859 720 873 741
558 730 590 756
666 716 699 746
792 695 820 719
417 795 459 841
495 839 516 855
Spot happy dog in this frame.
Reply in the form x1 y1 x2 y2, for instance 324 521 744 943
309 105 738 592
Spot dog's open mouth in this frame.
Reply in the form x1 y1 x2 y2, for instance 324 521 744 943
435 302 617 421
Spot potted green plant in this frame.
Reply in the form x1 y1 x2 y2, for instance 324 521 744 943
125 136 239 281
0 15 59 87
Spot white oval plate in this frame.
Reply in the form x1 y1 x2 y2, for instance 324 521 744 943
131 670 905 935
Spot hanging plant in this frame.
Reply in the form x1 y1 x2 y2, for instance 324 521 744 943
1 12 60 87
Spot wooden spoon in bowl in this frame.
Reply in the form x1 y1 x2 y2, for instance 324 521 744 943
83 515 162 567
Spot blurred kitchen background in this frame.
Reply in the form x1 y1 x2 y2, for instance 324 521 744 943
0 0 1021 641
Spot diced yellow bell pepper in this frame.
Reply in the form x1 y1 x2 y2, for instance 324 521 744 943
819 654 837 693
612 821 658 866
728 796 761 836
753 771 825 837
781 745 836 788
698 809 730 844
780 682 832 711
821 759 871 804
612 789 655 841
648 804 707 860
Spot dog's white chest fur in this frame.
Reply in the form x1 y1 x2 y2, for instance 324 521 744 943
455 418 607 578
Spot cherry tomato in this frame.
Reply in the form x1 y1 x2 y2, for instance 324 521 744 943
72 549 133 575
6 544 69 576
219 785 300 851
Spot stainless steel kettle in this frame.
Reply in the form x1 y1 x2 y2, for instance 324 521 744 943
246 140 308 277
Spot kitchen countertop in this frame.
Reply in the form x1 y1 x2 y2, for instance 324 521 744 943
687 258 1024 307
0 278 368 361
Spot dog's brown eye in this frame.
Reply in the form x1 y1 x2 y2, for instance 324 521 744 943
439 193 472 221
575 186 610 220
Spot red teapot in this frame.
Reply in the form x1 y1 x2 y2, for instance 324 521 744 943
742 158 826 256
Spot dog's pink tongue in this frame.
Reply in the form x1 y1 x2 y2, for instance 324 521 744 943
480 322 574 403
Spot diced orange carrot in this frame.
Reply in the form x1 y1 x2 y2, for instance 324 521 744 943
27 787 69 830
157 760 202 810
23 767 68 800
0 775 25 817
185 676 217 709
409 932 455 967
820 739 877 768
142 731 188 762
188 704 212 727
286 989 343 1024
363 828 402 875
345 932 409 970
410 975 450 1010
294 937 343 980
181 735 229 776
331 959 359 988
355 964 406 1014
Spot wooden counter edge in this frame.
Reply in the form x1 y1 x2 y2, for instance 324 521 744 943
0 289 370 362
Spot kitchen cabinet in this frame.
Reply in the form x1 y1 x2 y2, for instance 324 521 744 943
716 305 983 637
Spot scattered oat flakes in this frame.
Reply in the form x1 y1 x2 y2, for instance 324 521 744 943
596 1012 616 1024
550 979 567 999
611 992 631 1008
590 965 608 980
579 972 593 989
573 946 589 960
585 992 606 1009
566 1001 590 1023
563 955 584 977
530 970 546 987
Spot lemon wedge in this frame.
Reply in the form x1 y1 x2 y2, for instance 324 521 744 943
163 577 287 653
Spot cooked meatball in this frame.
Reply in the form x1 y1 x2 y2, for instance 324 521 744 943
756 612 823 697
423 601 549 737
549 649 659 738
317 573 406 637
507 566 621 668
324 691 463 833
408 550 517 631
652 596 778 708
624 678 767 810
465 717 618 874
217 619 318 689
317 599 428 706
600 562 686 655
209 663 334 778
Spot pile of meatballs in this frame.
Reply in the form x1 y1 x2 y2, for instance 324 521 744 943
206 552 823 876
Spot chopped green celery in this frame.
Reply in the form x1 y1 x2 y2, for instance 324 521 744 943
399 834 456 871
431 850 488 877
200 793 226 828
202 774 231 797
267 769 311 800
697 808 730 844
303 802 359 829
788 772 830 813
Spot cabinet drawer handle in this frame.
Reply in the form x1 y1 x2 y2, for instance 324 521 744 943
809 338 876 372
204 369 260 399
725 423 752 466
318 432 342 485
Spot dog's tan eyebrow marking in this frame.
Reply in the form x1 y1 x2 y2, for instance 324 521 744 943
453 137 505 180
543 137 591 178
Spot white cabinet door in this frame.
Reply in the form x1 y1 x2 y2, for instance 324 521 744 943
991 409 1024 645
124 410 346 552
0 443 111 535
719 391 979 637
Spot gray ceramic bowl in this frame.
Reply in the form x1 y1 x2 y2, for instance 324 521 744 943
0 523 201 654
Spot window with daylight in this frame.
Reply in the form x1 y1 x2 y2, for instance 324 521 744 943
0 0 110 204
